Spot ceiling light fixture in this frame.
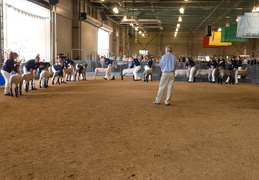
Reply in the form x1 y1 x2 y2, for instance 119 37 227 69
123 16 127 21
179 7 184 14
177 23 180 28
113 7 119 14
178 16 182 22
252 6 259 12
176 28 179 31
218 27 222 31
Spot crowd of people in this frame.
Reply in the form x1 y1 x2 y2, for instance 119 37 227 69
180 55 258 84
1 50 258 98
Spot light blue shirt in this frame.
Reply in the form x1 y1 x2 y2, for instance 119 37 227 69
159 52 177 72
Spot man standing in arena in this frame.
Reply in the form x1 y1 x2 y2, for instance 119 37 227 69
153 45 177 106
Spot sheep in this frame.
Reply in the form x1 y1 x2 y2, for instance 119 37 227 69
39 69 50 88
195 69 211 82
143 66 153 82
237 67 247 78
51 65 62 85
22 73 32 92
93 68 107 80
121 68 134 80
9 74 23 97
75 63 88 81
64 62 76 81
175 69 189 77
217 67 225 84
225 70 235 84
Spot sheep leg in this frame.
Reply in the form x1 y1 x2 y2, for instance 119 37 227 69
39 77 42 88
74 73 77 81
44 79 48 88
57 77 61 85
15 85 18 97
146 74 149 82
46 78 49 88
10 83 14 97
25 82 29 92
52 75 55 85
30 80 34 89
19 82 22 95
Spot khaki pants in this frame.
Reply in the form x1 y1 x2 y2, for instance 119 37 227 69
155 72 175 104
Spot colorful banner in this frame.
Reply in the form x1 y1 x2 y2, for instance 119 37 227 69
203 36 219 48
221 24 248 42
209 31 232 46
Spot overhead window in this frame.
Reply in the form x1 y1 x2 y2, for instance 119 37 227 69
98 28 109 57
3 0 50 61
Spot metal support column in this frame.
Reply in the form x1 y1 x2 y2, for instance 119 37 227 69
0 0 4 65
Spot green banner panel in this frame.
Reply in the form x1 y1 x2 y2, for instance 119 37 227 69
221 24 248 42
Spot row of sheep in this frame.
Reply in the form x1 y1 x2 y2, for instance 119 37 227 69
93 65 153 82
175 67 247 84
9 63 88 97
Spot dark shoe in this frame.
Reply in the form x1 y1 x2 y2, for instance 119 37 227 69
31 87 38 90
61 81 67 84
111 76 115 80
153 101 160 105
134 79 141 81
4 93 11 96
121 75 124 80
165 103 171 106
103 77 107 80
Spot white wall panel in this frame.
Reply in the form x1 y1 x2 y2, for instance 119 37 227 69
56 0 73 19
56 14 72 57
81 21 98 60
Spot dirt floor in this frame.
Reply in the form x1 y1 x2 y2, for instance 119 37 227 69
0 76 259 180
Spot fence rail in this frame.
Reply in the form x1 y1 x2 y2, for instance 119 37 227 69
73 60 259 83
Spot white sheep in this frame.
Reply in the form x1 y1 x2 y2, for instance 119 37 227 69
143 66 152 82
51 66 62 85
9 74 23 97
22 73 32 92
217 67 225 84
39 69 50 88
93 68 107 80
121 68 134 80
64 64 76 81
75 63 87 81
237 67 247 78
195 69 211 82
175 69 189 77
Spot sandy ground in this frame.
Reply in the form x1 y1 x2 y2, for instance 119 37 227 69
0 76 259 180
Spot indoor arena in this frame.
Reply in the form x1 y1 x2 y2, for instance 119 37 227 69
1 0 259 179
